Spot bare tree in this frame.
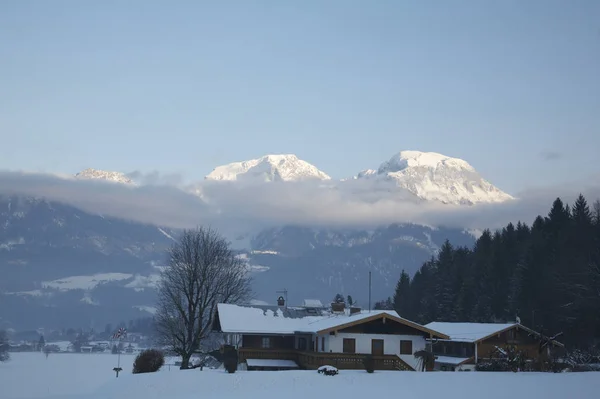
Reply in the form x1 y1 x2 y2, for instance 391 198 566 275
0 330 9 362
155 227 251 369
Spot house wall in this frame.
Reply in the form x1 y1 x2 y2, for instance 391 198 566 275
241 334 295 350
324 332 427 371
477 327 550 361
432 341 475 358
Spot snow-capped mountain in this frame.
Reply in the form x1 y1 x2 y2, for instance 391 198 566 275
75 168 134 185
355 151 513 205
205 154 331 183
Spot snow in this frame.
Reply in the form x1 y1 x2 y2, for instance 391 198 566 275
216 304 442 337
382 151 476 172
356 150 514 205
2 352 599 399
250 249 279 255
246 359 299 368
41 273 133 291
317 365 339 372
205 154 331 182
132 305 157 314
74 168 134 185
434 356 472 365
302 299 324 308
156 228 175 241
425 322 517 343
124 274 161 291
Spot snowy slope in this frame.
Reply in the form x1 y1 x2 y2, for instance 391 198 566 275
356 151 513 205
205 154 331 182
74 168 134 185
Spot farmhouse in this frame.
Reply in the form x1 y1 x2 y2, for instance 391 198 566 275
212 299 449 371
424 322 565 371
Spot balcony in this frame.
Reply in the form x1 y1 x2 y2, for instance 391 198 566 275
237 348 413 371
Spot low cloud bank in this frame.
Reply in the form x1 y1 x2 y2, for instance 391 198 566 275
1 170 599 235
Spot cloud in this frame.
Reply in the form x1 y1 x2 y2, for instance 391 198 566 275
540 151 562 161
125 170 185 186
1 170 599 239
0 171 210 229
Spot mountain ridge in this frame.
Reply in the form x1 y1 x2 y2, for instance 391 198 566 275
358 150 514 205
204 154 332 183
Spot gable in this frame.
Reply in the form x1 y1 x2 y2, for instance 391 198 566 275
336 317 432 336
425 322 564 347
315 313 449 339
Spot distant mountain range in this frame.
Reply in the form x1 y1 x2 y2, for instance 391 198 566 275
204 150 513 205
0 150 509 330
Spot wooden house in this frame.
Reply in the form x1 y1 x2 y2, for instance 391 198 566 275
212 300 449 371
424 322 565 371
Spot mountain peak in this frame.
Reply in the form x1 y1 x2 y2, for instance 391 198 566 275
358 150 513 205
74 168 134 185
378 151 475 174
205 154 331 182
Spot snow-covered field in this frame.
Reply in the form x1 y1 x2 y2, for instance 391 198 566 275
2 353 599 399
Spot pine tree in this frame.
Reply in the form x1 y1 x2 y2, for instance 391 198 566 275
392 270 411 318
471 230 494 321
372 195 600 347
435 240 456 320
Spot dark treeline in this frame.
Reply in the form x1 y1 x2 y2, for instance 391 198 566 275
376 195 600 348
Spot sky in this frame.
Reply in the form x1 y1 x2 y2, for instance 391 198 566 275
1 0 599 194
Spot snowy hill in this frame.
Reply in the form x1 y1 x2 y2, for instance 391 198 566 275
75 168 134 185
355 151 513 205
205 154 331 182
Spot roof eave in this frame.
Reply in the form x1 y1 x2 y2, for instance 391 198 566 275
315 313 450 340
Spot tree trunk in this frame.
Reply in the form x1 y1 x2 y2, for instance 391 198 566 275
180 353 191 369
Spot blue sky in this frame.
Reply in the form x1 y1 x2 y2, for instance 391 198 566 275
1 0 598 194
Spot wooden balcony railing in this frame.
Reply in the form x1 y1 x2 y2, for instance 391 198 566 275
238 348 298 364
237 348 413 371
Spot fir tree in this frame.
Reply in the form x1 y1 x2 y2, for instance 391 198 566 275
376 195 600 347
392 270 411 318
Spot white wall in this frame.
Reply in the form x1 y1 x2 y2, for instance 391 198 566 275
323 333 427 371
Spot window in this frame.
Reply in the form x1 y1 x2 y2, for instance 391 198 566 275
261 337 271 349
298 337 307 351
400 340 413 355
321 336 325 352
342 338 356 353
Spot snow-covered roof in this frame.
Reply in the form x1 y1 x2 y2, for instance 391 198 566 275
424 322 519 343
302 299 324 308
215 304 448 338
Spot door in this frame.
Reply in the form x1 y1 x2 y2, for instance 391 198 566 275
371 339 384 356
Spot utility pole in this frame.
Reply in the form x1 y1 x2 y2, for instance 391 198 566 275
368 271 372 313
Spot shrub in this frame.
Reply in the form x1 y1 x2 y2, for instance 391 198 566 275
363 355 374 373
133 349 165 374
222 346 238 374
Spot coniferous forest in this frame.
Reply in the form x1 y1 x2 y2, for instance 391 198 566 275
377 195 600 348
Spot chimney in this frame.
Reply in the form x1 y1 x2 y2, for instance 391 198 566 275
331 302 345 313
277 296 285 307
349 306 361 315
